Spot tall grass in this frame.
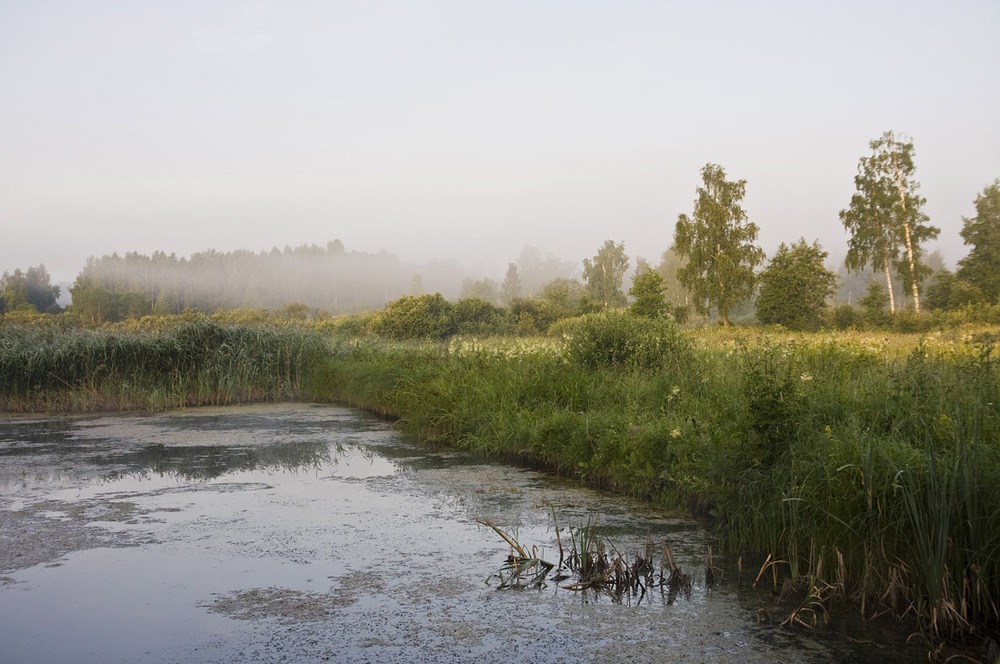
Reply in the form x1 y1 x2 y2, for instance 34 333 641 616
0 320 327 411
314 319 1000 645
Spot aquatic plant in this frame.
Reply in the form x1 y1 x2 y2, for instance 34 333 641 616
479 513 692 600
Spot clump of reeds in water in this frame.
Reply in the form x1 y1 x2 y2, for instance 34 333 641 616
478 519 553 589
479 513 694 602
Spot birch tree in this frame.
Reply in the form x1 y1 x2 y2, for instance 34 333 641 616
839 131 939 313
673 163 764 326
582 240 629 309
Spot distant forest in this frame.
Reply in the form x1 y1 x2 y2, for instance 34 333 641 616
61 241 579 323
68 241 445 320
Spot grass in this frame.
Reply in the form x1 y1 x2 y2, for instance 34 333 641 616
0 318 327 412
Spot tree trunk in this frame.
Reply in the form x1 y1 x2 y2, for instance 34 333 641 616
891 151 921 313
883 260 896 314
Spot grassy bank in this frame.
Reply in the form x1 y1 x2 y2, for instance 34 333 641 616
0 318 327 412
311 317 1000 649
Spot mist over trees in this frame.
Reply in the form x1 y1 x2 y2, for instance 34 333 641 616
2 130 998 329
68 242 469 323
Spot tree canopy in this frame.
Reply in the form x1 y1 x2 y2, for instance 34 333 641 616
755 239 837 331
673 163 764 326
0 265 61 314
957 180 1000 304
628 269 669 319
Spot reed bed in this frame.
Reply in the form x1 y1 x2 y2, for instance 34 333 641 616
316 320 1000 650
0 320 327 412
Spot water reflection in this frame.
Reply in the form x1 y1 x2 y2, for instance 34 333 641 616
96 440 335 482
0 404 396 488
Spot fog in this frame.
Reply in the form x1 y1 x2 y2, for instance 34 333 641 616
70 241 580 315
2 2 999 287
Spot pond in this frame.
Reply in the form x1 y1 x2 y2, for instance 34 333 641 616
0 403 921 663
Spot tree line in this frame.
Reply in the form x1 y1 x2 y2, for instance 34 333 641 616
3 130 998 330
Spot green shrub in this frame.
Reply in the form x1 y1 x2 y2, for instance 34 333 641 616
562 311 690 370
451 298 510 336
367 293 455 339
829 304 861 330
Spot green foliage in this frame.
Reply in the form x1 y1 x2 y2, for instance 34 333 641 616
582 240 629 309
70 274 150 323
840 131 940 312
859 282 890 327
628 269 669 319
451 298 509 335
957 179 1000 304
655 246 692 309
924 269 961 311
562 311 690 371
0 320 327 411
0 264 62 314
739 342 802 468
829 304 861 330
673 163 765 326
367 293 455 339
537 277 595 319
755 239 838 331
508 297 564 336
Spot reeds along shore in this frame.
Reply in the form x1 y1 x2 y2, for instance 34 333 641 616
0 319 327 412
313 320 1000 649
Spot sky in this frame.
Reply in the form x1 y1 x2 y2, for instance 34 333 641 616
2 0 999 286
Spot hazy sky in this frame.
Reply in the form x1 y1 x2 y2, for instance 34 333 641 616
2 0 998 285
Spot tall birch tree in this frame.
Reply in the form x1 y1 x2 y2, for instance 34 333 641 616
673 163 764 326
582 240 629 309
839 131 939 313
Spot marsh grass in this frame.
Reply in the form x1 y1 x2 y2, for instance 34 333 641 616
0 320 326 412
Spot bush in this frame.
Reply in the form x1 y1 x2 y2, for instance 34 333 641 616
451 298 510 336
367 294 455 340
829 304 861 330
890 309 932 334
562 311 691 370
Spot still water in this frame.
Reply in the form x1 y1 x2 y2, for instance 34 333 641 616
0 403 918 663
